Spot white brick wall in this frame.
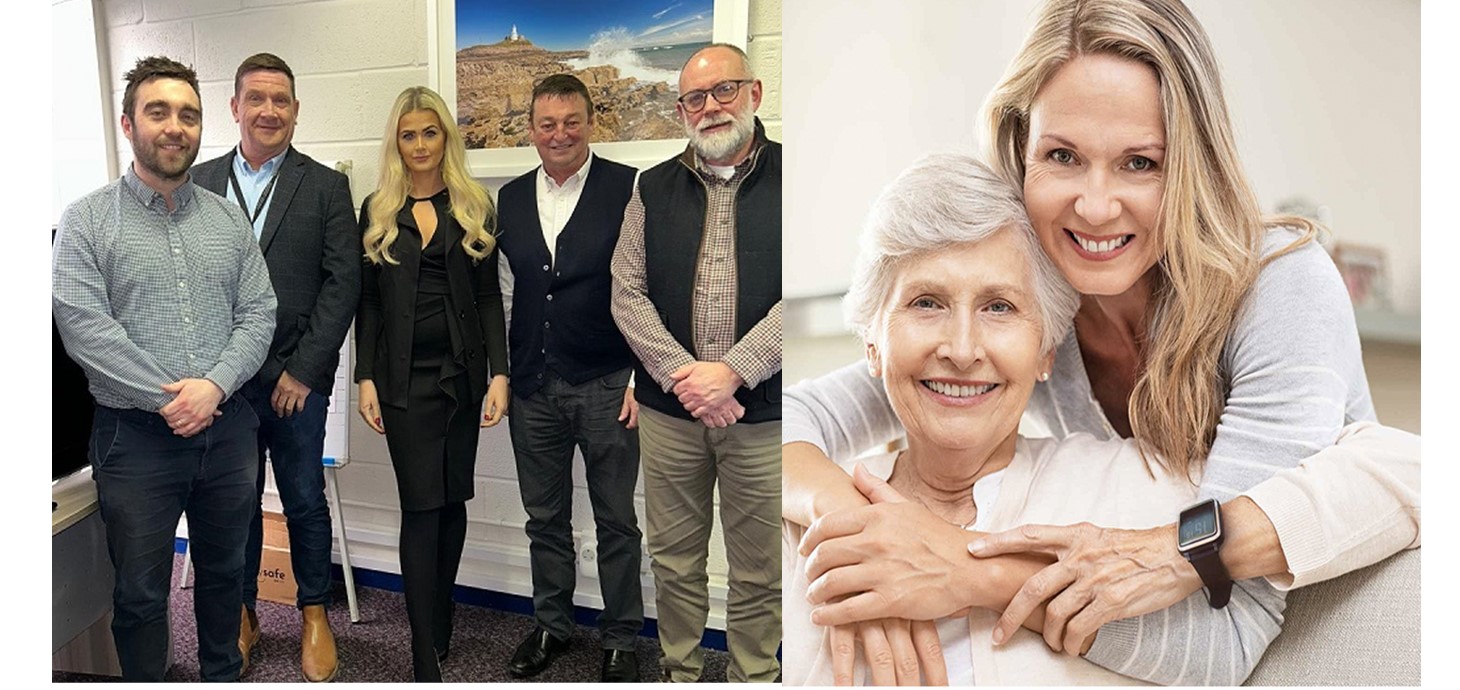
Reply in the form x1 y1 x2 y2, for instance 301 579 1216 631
99 0 783 632
53 0 113 223
144 0 243 23
749 0 782 140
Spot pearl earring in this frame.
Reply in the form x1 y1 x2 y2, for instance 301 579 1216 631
1039 372 1050 382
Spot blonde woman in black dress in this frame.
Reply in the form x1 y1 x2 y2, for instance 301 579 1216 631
355 86 509 682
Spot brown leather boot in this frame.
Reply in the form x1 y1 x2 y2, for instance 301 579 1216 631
300 604 339 682
238 605 260 677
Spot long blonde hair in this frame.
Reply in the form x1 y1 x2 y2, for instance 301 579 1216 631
983 0 1318 476
364 86 496 265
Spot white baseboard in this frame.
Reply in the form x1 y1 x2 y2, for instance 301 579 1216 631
178 501 730 629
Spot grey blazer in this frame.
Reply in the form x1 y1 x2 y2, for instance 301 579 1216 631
192 146 361 395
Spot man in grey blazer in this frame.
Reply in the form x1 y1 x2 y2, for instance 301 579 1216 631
191 52 359 683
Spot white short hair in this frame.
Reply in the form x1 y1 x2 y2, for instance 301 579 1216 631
843 153 1078 356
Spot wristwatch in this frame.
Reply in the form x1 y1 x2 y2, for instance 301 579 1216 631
1177 498 1232 608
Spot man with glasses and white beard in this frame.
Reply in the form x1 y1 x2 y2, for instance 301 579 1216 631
610 43 782 683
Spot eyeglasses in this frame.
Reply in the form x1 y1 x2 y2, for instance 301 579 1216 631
677 79 754 113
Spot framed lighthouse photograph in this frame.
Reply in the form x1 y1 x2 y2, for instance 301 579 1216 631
429 0 751 177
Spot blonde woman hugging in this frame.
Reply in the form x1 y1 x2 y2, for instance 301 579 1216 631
782 0 1420 684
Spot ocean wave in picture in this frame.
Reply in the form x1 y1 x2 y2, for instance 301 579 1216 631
567 27 680 87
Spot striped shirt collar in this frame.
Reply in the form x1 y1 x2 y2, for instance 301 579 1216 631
122 163 195 211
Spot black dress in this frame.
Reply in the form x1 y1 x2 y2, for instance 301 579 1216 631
380 207 474 510
355 189 508 680
356 190 508 512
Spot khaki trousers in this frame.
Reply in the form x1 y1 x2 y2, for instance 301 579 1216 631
637 406 782 682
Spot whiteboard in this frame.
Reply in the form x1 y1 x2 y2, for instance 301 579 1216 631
321 160 353 468
322 334 350 467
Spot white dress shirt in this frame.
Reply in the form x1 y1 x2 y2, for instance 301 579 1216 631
536 153 592 263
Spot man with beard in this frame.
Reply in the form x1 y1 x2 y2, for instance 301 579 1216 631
52 56 276 682
191 53 358 682
610 43 782 683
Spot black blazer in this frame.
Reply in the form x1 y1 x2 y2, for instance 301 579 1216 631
353 193 509 408
191 147 361 394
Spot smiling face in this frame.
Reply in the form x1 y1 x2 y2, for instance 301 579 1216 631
397 109 445 177
121 76 202 184
530 92 591 181
230 69 298 163
1023 53 1167 296
867 230 1053 457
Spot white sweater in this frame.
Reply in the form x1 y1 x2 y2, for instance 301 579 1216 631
783 424 1419 685
785 435 1191 686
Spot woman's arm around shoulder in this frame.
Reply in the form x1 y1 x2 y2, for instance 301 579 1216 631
783 361 903 526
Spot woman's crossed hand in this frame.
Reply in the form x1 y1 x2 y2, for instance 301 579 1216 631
800 465 976 684
968 522 1202 655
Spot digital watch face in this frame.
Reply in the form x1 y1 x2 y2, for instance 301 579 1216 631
1179 500 1221 549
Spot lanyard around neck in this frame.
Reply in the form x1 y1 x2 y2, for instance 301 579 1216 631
228 162 281 227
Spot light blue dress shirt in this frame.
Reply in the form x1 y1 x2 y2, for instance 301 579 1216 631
226 147 289 239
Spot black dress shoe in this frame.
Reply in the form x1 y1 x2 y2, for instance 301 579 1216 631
508 628 570 678
600 649 639 682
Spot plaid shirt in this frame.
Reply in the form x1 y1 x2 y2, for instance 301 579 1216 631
52 167 277 412
610 143 782 393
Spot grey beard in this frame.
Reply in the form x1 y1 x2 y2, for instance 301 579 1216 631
686 110 754 163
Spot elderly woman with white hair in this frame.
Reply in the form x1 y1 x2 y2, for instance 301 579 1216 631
785 153 1182 685
784 0 1421 684
781 153 1417 686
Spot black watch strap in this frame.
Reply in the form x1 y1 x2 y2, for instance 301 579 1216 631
1185 545 1232 608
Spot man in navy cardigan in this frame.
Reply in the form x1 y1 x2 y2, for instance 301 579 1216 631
494 74 644 683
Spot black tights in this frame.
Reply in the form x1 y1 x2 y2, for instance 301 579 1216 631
399 501 467 682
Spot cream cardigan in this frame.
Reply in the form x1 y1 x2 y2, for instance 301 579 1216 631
781 422 1420 685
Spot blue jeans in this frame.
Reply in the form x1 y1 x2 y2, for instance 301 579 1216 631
89 397 259 682
239 377 334 610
